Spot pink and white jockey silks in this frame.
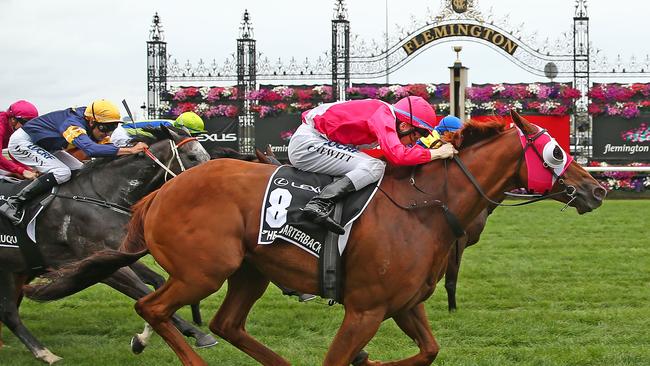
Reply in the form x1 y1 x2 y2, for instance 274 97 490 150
516 124 574 194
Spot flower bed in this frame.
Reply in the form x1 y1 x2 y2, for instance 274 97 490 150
159 86 239 118
159 82 585 120
466 83 580 116
589 161 650 192
588 83 650 119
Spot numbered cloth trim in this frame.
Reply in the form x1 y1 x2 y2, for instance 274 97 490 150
257 165 382 257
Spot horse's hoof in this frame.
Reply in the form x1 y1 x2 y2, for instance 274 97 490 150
130 336 146 354
351 350 369 366
35 349 63 365
194 334 218 348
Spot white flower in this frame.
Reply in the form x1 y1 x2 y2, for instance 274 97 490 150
644 177 650 187
526 83 540 95
542 101 560 108
492 84 505 93
438 102 449 111
512 101 523 110
222 87 233 97
199 87 210 98
272 86 290 93
465 101 475 115
196 103 210 113
157 101 171 112
389 85 403 93
426 84 437 94
481 101 496 110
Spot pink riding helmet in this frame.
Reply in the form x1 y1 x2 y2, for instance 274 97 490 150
392 96 436 133
7 100 39 120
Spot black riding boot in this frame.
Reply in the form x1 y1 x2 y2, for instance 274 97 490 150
0 173 57 225
302 176 356 235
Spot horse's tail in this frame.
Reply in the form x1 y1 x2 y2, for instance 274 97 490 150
121 190 158 253
23 191 160 302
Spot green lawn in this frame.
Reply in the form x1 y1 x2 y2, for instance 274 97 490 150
1 200 649 365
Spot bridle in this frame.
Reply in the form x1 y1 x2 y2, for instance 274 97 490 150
378 125 579 237
408 126 578 209
143 137 197 180
52 136 199 217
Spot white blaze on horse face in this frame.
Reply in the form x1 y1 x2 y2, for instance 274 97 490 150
190 141 210 163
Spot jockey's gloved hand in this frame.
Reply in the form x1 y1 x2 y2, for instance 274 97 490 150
429 143 457 160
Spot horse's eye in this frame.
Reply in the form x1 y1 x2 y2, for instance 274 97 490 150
188 155 198 162
553 146 563 160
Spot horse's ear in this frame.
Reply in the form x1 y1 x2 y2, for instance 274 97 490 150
160 124 180 141
254 148 270 164
510 110 535 134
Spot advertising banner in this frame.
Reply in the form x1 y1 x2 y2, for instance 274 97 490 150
255 113 302 160
592 115 650 161
195 117 239 153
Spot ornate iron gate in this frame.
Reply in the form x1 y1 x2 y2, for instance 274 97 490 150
146 0 650 159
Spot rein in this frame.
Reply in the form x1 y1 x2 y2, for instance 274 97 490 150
52 137 198 216
144 137 197 180
53 194 132 215
376 125 578 237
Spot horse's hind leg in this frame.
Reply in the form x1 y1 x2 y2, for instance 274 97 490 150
135 273 227 366
323 307 385 366
209 262 290 365
102 267 217 353
0 271 62 364
130 261 203 325
380 303 439 366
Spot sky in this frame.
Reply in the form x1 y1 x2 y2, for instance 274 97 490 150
1 0 649 119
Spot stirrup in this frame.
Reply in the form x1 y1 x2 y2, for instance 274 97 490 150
0 203 25 225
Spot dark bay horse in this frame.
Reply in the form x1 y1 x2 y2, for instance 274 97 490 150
0 127 216 363
27 112 605 365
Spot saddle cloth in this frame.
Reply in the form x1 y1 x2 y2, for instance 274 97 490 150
0 177 49 247
258 166 382 257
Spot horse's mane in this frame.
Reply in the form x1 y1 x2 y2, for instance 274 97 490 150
77 126 189 174
209 146 257 161
443 119 508 149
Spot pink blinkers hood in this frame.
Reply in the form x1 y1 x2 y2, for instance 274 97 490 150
516 124 574 194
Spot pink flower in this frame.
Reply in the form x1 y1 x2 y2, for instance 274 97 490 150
621 102 640 119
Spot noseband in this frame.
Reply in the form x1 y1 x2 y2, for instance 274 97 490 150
144 137 197 180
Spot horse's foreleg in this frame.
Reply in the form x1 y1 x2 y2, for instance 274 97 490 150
0 271 62 364
382 303 439 366
444 241 460 312
130 261 203 325
135 276 220 366
209 262 288 365
102 267 217 352
324 307 385 366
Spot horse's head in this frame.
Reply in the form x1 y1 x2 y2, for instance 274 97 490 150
141 126 210 175
510 111 605 214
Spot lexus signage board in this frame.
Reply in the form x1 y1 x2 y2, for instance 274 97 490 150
592 114 650 161
194 117 239 153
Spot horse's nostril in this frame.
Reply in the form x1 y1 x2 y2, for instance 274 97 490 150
593 186 607 201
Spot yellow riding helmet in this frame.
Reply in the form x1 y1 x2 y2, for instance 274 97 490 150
174 111 206 133
84 99 121 123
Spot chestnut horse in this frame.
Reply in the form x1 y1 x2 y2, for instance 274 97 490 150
27 112 605 365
